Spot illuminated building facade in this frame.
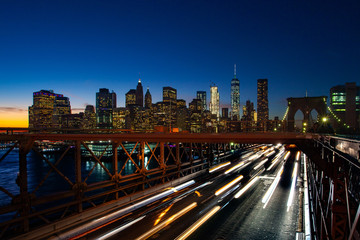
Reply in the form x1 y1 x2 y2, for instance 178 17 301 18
113 107 129 129
163 87 177 105
257 79 269 122
29 90 67 129
209 85 220 120
83 105 96 129
330 82 360 129
177 99 186 109
196 91 207 111
53 96 71 128
241 100 256 132
126 89 136 107
96 88 114 129
231 64 240 120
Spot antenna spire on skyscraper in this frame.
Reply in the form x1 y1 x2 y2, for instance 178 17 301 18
234 64 236 78
138 72 141 83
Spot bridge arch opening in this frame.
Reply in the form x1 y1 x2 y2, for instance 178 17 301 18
294 109 304 131
287 96 328 132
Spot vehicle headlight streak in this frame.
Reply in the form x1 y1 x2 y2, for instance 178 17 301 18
209 161 231 173
136 202 198 240
215 175 243 196
59 180 196 239
97 216 146 240
234 176 259 199
154 204 173 226
224 161 244 174
287 162 298 212
262 165 284 208
175 205 221 240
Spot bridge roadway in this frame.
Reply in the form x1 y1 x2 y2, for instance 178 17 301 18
50 145 301 240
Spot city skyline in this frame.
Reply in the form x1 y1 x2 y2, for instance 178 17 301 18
1 1 360 127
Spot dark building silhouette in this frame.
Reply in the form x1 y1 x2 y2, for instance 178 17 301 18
111 91 117 109
145 87 152 109
136 78 143 107
222 108 229 119
257 79 269 122
196 91 207 111
96 88 113 128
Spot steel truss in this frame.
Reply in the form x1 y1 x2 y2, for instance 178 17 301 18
0 133 245 238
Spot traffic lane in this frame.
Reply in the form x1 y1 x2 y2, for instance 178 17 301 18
185 156 299 240
82 148 270 239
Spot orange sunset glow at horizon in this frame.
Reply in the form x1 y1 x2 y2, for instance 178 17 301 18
0 111 28 128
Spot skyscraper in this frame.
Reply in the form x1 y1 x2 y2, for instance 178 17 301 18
96 88 113 128
196 91 207 111
231 64 240 120
29 90 68 129
330 82 360 129
145 87 152 109
53 96 71 128
111 91 117 109
136 77 143 107
163 86 177 105
210 84 220 120
257 79 269 122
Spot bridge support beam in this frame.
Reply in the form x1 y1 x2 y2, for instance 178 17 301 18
18 139 33 233
75 140 82 213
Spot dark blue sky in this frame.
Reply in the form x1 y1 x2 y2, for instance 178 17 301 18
1 0 359 126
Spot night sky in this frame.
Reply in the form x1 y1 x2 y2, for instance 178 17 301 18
0 0 359 127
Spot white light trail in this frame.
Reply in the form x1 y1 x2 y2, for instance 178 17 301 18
253 158 268 170
209 161 231 173
262 165 284 208
296 151 301 161
215 175 243 196
97 216 146 240
284 151 291 161
287 162 298 211
266 152 283 171
234 176 259 199
57 180 196 239
175 205 221 240
265 150 276 157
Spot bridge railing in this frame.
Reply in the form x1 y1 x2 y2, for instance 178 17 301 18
301 135 360 240
0 133 246 239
